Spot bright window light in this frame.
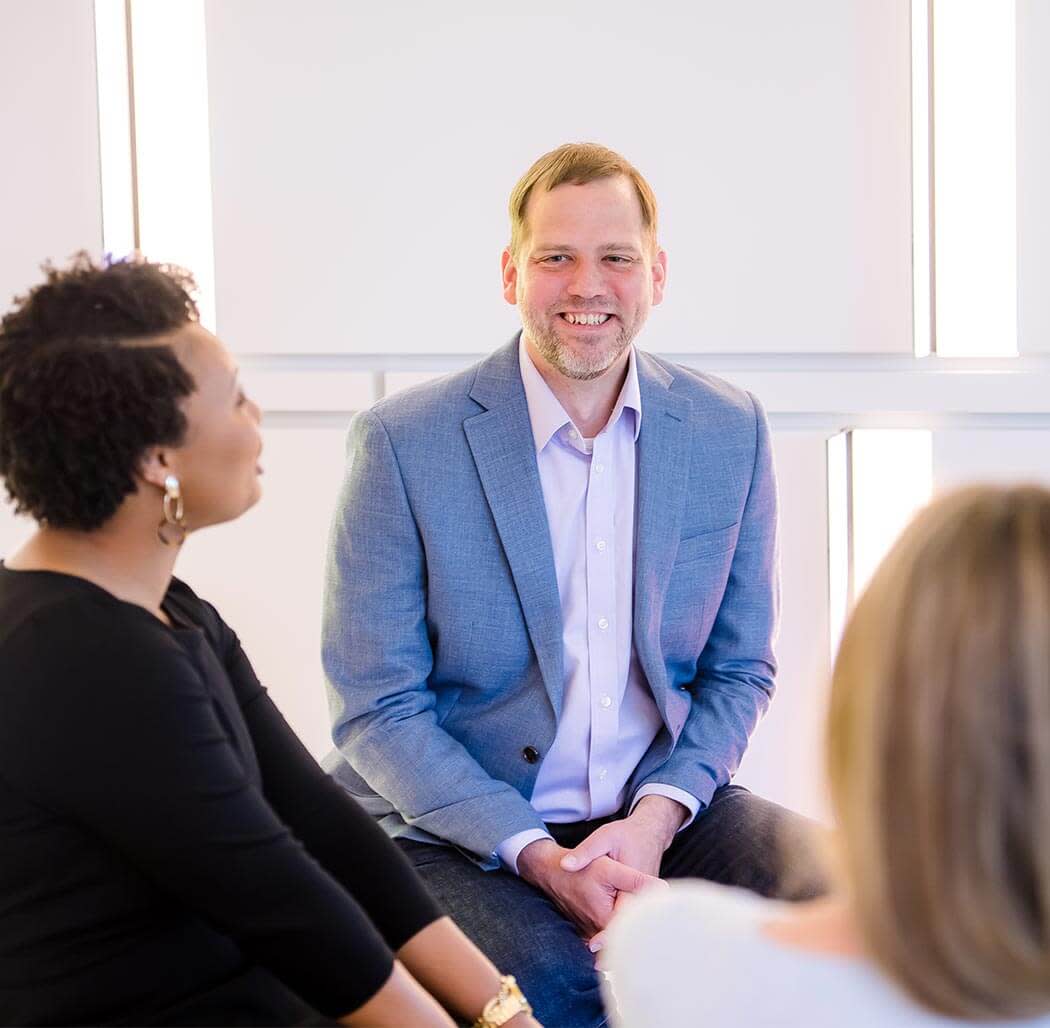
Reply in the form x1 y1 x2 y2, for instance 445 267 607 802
93 0 136 261
828 429 933 658
128 0 216 331
851 429 934 597
826 431 852 657
911 0 932 358
932 0 1017 356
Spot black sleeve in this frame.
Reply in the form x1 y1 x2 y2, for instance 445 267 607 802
0 600 396 1019
210 607 445 950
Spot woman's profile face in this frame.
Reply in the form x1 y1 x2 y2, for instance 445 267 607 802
166 323 263 532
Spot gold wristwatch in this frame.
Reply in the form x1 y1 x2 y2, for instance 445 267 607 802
472 974 534 1028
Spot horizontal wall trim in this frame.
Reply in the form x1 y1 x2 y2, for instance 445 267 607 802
243 355 1050 417
260 410 1050 433
240 352 1050 373
769 412 1050 431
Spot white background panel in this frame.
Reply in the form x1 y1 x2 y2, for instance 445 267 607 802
384 369 450 398
0 501 35 564
175 422 352 757
205 0 912 357
735 431 831 822
1018 0 1050 354
0 1 102 309
241 367 376 413
934 429 1050 489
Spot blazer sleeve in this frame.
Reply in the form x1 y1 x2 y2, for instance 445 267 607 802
632 392 779 807
322 409 547 863
0 600 399 1020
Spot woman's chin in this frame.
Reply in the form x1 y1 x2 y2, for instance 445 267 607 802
198 487 264 533
241 483 263 517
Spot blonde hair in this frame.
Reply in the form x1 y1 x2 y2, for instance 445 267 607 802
828 484 1050 1019
508 142 658 259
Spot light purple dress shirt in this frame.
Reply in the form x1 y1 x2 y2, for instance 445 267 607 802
496 341 700 874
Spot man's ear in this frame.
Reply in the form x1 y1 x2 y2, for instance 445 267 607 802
651 248 668 306
501 248 519 306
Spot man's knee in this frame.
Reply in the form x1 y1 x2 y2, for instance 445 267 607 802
662 785 829 900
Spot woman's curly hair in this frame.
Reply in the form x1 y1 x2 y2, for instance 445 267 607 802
0 253 199 531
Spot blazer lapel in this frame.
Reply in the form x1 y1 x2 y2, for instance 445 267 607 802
634 353 692 729
464 342 566 717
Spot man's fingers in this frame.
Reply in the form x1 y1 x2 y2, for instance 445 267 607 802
609 875 668 918
588 929 608 953
600 858 656 894
560 830 614 872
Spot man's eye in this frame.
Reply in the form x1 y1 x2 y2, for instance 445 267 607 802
606 255 632 264
541 255 569 264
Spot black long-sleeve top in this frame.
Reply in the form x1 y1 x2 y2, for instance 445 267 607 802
0 565 443 1026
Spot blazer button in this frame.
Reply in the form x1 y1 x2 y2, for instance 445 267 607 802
522 745 540 764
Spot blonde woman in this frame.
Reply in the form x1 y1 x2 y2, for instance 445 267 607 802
603 485 1050 1026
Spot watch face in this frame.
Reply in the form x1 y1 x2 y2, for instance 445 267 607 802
477 979 530 1028
496 1005 521 1026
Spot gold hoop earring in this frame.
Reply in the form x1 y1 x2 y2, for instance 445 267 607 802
157 474 187 546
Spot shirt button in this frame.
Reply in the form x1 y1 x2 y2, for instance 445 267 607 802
593 462 605 474
595 539 607 552
599 768 608 781
597 617 609 630
568 428 578 440
522 745 540 764
600 695 612 708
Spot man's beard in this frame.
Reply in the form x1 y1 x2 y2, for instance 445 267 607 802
520 304 643 381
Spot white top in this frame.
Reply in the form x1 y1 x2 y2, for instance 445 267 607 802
603 880 1050 1028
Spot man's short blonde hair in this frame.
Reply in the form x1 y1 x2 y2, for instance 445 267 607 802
508 142 658 259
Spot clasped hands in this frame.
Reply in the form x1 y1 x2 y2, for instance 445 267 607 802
516 795 685 952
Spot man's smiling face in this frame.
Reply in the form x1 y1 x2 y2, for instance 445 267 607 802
502 175 667 381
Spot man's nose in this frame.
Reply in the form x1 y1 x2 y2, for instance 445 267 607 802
567 259 605 299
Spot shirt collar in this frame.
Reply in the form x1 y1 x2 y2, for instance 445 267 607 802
518 335 643 455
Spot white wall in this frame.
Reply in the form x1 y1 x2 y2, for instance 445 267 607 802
1018 0 1050 353
174 420 352 757
934 430 1050 487
204 0 913 357
0 0 103 581
0 1 102 309
735 431 832 821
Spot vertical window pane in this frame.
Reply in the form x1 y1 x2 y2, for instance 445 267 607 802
129 0 216 330
932 0 1017 356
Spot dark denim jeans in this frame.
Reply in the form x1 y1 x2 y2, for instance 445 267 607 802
396 785 825 1028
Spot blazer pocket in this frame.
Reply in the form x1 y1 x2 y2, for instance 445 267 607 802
674 522 740 565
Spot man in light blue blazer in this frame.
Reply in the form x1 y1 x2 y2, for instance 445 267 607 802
323 144 820 1027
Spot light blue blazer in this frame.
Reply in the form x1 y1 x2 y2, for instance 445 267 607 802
322 337 779 867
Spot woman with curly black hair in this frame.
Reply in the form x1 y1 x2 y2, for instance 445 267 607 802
0 255 540 1028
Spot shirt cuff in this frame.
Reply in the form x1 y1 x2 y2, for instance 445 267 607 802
495 828 553 875
629 784 702 831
